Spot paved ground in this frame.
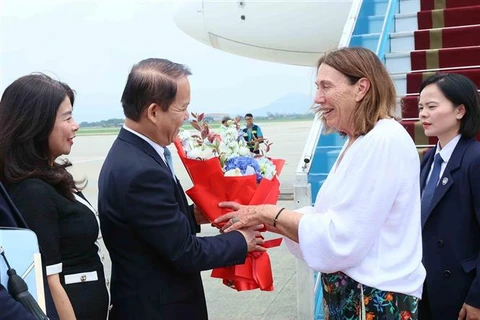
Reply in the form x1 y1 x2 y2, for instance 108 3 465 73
66 120 313 319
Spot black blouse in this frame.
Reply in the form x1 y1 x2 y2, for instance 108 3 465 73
7 178 101 275
7 178 109 319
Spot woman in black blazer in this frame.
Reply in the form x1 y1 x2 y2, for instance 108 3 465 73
0 74 109 319
418 73 480 320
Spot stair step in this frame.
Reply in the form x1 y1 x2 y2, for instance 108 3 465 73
357 11 419 35
385 52 411 73
390 31 415 52
370 0 389 16
418 5 480 29
395 12 418 32
421 0 480 11
395 97 403 118
355 15 385 34
411 45 480 70
405 67 480 93
400 0 421 14
401 119 438 145
396 2 480 154
354 0 391 21
350 33 380 52
401 95 420 118
402 83 480 119
392 74 407 96
414 24 480 50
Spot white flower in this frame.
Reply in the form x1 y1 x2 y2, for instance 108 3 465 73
178 117 278 182
237 146 251 156
256 157 277 180
178 129 191 141
244 165 256 176
224 168 243 176
187 144 215 160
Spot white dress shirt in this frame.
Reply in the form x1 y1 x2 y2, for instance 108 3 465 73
123 125 168 165
424 134 461 187
284 119 426 298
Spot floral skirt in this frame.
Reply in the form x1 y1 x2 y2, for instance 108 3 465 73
321 272 418 320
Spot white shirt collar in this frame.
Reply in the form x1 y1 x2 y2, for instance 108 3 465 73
123 125 166 162
435 134 461 164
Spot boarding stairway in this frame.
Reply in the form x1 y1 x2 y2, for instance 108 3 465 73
388 0 480 156
298 0 480 319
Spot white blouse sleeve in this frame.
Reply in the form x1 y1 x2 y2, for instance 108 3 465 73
297 131 415 273
283 206 314 260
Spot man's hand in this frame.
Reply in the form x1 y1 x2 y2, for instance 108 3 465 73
193 205 210 224
237 227 266 252
459 303 480 320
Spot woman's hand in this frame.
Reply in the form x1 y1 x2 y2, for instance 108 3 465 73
47 274 77 320
216 202 274 232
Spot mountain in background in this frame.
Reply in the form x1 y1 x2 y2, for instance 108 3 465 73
249 92 313 117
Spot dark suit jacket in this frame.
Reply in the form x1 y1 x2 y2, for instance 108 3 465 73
98 128 247 320
420 137 480 319
0 182 59 320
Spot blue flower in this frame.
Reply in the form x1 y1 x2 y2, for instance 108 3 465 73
225 156 262 183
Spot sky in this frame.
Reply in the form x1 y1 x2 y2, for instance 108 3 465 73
0 0 316 123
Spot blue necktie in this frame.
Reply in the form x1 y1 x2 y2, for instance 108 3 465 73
421 153 443 223
163 147 175 177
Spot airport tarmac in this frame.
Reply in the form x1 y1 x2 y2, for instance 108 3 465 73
67 120 314 320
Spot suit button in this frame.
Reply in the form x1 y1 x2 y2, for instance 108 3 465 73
444 270 451 278
437 240 444 247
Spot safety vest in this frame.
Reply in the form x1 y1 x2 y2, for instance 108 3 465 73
242 125 260 142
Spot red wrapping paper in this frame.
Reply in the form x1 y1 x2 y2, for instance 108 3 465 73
174 139 285 291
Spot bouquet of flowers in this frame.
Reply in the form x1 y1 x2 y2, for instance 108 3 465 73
174 113 285 291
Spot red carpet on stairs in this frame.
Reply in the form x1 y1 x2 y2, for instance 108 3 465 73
400 0 480 153
401 96 420 118
418 5 480 29
421 0 480 11
414 25 480 50
406 67 480 94
401 120 439 144
410 46 480 71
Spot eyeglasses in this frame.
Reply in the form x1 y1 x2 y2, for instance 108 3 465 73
245 117 252 120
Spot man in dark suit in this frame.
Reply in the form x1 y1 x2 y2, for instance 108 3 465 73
0 285 36 320
98 58 263 319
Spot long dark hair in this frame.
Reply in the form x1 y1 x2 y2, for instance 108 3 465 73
0 73 82 201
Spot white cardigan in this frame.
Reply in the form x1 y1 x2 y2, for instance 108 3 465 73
285 119 426 298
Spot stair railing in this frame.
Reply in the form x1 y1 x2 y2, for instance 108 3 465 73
376 0 399 62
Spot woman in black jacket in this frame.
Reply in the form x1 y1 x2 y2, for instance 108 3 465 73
0 74 109 320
